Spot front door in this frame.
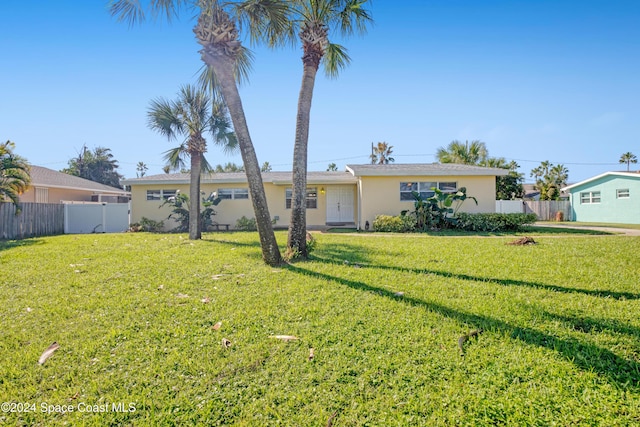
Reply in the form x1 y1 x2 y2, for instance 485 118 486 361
326 185 355 224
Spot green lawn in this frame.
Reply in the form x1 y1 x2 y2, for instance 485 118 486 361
1 232 639 426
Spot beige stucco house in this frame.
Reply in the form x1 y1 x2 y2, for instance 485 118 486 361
21 165 129 204
121 163 508 231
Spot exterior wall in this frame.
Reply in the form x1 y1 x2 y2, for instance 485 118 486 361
357 175 497 227
569 175 640 224
21 186 99 204
130 183 190 230
129 182 357 230
130 174 502 231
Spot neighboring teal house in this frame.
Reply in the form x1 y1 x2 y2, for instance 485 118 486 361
562 171 640 224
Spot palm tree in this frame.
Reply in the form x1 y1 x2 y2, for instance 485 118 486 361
0 141 31 214
286 0 373 258
530 161 568 201
370 142 394 164
193 1 290 265
619 152 638 171
436 140 488 165
110 0 287 266
148 84 237 240
136 161 148 178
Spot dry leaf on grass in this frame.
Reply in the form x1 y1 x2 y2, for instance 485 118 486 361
221 338 232 348
201 297 211 303
327 411 338 427
38 342 60 365
212 321 222 331
269 335 299 342
309 348 315 361
175 293 189 298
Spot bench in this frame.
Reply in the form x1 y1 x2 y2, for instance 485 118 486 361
211 223 231 231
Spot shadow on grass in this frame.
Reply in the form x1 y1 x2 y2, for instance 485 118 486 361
523 226 612 235
0 238 44 252
324 227 612 236
201 236 263 248
286 263 640 389
540 311 640 338
311 251 640 301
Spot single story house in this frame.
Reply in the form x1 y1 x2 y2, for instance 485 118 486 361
21 166 130 204
121 163 508 231
562 171 640 224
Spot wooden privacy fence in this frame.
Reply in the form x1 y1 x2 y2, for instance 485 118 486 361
524 200 572 221
0 202 64 240
495 200 572 221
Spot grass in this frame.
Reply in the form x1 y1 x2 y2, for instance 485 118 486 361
1 231 639 426
549 221 640 230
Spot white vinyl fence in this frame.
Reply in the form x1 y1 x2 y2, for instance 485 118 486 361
64 203 130 234
495 200 525 214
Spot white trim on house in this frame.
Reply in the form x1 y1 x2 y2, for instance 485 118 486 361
346 163 509 177
562 171 640 191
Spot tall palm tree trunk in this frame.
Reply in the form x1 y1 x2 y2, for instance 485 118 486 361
288 62 319 258
189 152 202 240
199 51 282 266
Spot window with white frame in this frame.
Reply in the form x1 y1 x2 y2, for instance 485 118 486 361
217 188 249 200
400 181 457 201
580 191 601 204
617 188 630 199
147 189 177 201
285 188 317 209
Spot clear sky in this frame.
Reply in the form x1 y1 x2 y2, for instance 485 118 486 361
2 0 639 184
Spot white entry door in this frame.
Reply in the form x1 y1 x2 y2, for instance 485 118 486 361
326 186 355 223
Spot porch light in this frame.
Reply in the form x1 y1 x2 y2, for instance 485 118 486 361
320 187 325 195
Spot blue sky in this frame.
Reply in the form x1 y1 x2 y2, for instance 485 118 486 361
1 0 639 184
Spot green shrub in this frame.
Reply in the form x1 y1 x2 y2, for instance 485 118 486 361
372 214 415 233
235 216 257 231
454 213 537 232
129 217 164 232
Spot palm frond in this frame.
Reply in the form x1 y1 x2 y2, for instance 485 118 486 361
108 0 190 24
322 42 350 78
148 97 182 140
196 45 254 88
234 0 292 47
162 144 188 172
338 0 372 35
108 0 145 25
200 154 214 174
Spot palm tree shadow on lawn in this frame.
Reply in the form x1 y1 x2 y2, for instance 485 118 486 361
0 238 44 252
286 262 640 390
311 252 640 301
